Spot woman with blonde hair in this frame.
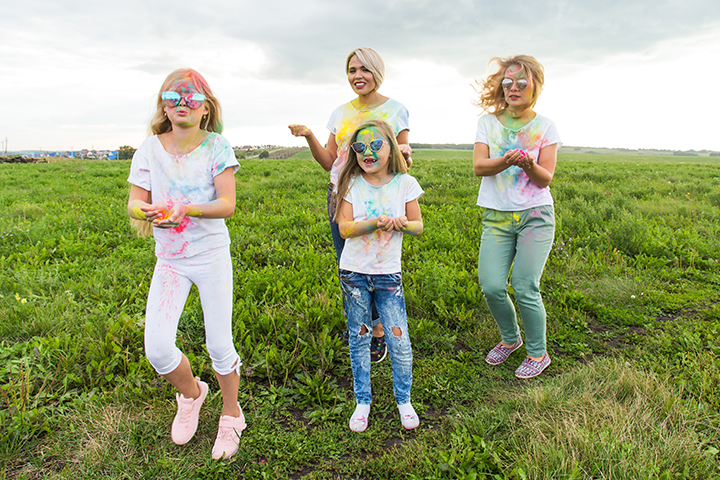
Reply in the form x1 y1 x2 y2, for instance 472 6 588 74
289 47 412 363
472 55 561 379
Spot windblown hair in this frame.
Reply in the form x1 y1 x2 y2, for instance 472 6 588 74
474 55 545 114
346 47 385 91
333 119 407 222
149 68 223 135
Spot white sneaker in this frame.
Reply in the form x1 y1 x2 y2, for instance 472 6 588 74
349 404 370 433
398 403 419 430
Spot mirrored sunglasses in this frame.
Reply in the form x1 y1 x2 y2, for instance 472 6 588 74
351 139 385 154
501 78 529 91
161 91 206 109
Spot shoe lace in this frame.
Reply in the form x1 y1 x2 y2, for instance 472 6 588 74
217 425 239 442
177 397 194 423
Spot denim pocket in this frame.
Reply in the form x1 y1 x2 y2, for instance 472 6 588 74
339 269 359 280
387 272 403 283
339 270 364 295
481 208 501 229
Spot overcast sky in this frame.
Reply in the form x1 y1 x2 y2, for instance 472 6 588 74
2 0 719 152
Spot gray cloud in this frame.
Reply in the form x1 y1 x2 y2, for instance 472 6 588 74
204 0 720 81
8 0 718 82
3 0 718 150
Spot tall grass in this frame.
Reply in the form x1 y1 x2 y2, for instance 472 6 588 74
0 153 718 478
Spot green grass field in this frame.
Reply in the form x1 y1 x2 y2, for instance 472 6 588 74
1 152 719 479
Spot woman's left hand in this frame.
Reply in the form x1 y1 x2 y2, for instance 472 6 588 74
399 144 413 167
518 151 535 170
505 149 534 169
517 151 535 170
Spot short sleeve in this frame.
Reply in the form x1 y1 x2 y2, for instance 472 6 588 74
394 104 410 135
343 177 358 204
404 175 424 203
127 140 152 190
475 115 489 144
542 120 562 151
327 106 342 135
210 135 240 178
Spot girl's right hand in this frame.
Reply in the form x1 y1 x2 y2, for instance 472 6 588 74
288 124 311 137
141 202 169 223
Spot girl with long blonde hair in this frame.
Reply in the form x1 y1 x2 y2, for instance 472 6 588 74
127 68 246 460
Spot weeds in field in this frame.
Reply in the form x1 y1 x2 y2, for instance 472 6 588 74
1 153 719 478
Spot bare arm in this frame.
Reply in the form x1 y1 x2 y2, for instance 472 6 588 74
128 185 152 220
396 129 412 167
339 196 423 239
338 199 381 239
152 168 237 227
473 142 556 188
473 142 515 177
288 124 336 172
520 143 557 188
391 199 423 236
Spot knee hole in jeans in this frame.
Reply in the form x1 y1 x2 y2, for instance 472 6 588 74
359 325 369 335
392 327 402 337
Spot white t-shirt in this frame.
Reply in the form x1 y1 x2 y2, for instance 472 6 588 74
475 114 561 211
127 133 239 259
327 98 410 185
339 173 424 275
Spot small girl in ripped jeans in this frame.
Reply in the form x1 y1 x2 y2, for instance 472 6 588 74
333 119 424 432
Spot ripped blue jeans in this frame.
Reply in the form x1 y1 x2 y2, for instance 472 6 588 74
339 270 413 405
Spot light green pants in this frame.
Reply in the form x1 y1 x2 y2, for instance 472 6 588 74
478 205 555 358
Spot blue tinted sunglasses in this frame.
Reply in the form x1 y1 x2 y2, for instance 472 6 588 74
351 139 385 154
161 91 206 109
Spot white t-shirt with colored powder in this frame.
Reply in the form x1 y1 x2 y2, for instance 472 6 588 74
327 98 409 185
339 173 424 275
127 133 239 259
475 114 561 211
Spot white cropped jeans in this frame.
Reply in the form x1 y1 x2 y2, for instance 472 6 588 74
144 245 241 376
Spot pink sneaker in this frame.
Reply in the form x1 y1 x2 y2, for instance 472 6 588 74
171 377 208 445
212 403 246 460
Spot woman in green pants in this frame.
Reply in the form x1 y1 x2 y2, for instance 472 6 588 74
472 54 561 379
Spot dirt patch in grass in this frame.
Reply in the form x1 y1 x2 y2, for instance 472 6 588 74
586 303 717 353
288 465 316 479
606 326 646 348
